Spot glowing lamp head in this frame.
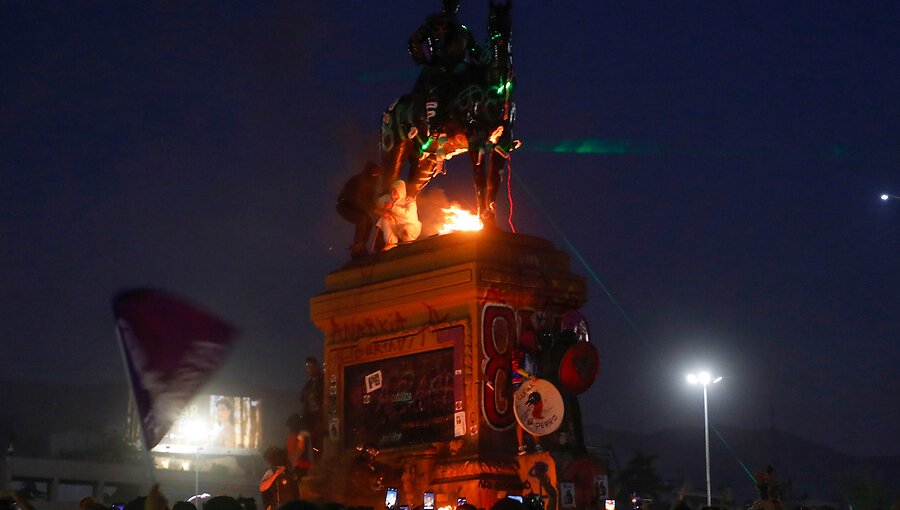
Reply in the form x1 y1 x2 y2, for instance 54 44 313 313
184 418 208 441
882 194 890 201
687 371 720 386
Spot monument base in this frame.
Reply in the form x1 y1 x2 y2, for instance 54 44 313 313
309 231 601 509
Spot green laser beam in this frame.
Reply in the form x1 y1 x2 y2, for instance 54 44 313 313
513 165 758 490
522 139 893 159
526 139 660 155
513 169 648 347
712 425 758 484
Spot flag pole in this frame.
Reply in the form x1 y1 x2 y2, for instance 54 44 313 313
114 321 159 489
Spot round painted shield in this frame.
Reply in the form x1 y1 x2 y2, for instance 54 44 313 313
513 378 565 436
561 310 591 343
558 341 600 394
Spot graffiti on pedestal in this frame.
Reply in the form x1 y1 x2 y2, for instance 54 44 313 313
332 334 425 365
481 303 517 430
329 311 409 343
344 347 455 448
327 303 456 344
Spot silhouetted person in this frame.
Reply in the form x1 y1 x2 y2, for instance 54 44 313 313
277 501 320 510
337 162 380 258
123 496 147 510
286 413 314 492
490 498 525 510
260 447 299 510
173 501 198 510
755 465 779 501
299 357 324 458
206 496 242 510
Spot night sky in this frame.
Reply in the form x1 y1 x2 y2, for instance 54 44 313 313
2 1 898 460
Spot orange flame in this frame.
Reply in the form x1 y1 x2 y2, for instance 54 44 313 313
439 205 483 234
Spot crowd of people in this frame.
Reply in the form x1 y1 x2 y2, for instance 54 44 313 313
2 485 538 510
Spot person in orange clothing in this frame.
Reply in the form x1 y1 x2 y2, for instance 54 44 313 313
285 413 314 494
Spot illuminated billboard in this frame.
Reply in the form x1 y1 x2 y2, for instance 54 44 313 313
343 347 454 449
130 394 261 455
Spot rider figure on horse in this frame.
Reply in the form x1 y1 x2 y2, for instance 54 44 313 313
408 0 481 138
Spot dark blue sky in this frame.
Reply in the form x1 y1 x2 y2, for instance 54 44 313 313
2 1 898 459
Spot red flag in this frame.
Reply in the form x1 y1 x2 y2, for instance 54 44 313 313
113 288 237 449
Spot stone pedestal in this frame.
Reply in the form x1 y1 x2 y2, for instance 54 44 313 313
309 231 586 508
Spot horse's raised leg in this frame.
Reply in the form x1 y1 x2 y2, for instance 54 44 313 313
485 148 508 226
470 144 507 228
470 146 492 226
407 156 440 199
381 138 412 196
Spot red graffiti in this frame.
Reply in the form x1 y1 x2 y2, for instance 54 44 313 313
481 303 517 431
328 311 408 342
423 302 450 325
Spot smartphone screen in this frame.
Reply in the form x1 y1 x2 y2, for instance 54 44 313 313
507 496 524 503
457 498 467 507
385 488 398 509
423 491 435 510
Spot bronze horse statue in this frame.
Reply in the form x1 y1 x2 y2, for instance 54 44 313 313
380 0 516 227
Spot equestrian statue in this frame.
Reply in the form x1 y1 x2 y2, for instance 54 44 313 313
380 0 517 228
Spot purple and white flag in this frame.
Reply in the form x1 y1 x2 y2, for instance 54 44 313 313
113 288 237 449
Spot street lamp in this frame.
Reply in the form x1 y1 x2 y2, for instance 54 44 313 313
686 371 722 508
882 193 900 201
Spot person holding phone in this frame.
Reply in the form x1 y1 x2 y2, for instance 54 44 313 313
457 504 477 510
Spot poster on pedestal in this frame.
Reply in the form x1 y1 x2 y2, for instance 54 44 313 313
560 483 576 508
594 475 609 501
513 378 564 436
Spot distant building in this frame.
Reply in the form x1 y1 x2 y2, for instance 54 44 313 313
2 452 264 510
